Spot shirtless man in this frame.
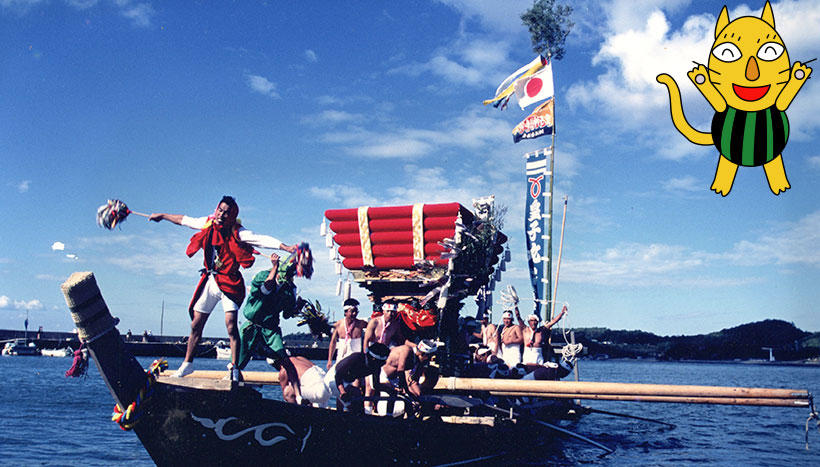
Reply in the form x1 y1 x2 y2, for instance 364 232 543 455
475 312 498 356
515 343 583 381
323 342 390 412
518 305 567 364
363 302 405 350
362 302 406 411
498 310 523 368
278 356 330 407
380 339 437 398
327 298 368 369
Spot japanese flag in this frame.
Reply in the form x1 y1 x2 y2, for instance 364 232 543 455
514 61 554 110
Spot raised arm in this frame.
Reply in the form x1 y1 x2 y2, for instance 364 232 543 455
148 213 185 225
514 306 525 328
237 227 296 252
542 305 567 330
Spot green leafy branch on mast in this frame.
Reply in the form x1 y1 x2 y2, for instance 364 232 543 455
521 0 574 60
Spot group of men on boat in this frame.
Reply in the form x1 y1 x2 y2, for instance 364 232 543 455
148 195 582 414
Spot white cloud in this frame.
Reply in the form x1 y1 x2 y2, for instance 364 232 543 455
305 49 318 63
51 241 65 251
317 109 510 159
303 110 365 126
0 0 45 12
390 36 513 89
0 295 44 311
724 210 820 266
661 175 701 193
246 74 280 98
16 180 30 193
66 254 78 260
78 232 199 277
2 1 155 26
561 209 820 287
808 156 820 168
437 0 534 33
117 1 155 28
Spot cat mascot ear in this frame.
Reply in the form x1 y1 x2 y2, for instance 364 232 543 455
761 1 775 28
715 6 730 38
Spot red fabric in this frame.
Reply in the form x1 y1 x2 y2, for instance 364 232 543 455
186 223 255 317
325 202 462 221
342 257 448 269
332 229 454 246
398 302 437 330
329 216 460 234
338 243 445 258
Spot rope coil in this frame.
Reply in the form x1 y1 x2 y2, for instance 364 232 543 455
110 359 167 430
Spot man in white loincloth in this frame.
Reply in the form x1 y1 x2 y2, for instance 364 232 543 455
498 310 523 368
326 298 368 369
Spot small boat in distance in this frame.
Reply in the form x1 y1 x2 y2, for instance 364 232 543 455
1 339 40 356
41 347 73 357
215 340 231 360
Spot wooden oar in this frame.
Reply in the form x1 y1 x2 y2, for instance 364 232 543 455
488 391 809 407
578 405 677 428
435 377 809 400
483 404 615 456
159 371 810 407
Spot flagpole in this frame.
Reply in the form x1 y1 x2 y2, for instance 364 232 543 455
547 92 556 321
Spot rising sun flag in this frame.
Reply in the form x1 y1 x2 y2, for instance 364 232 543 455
483 55 546 109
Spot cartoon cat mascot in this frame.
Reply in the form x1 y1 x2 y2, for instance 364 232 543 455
657 2 812 196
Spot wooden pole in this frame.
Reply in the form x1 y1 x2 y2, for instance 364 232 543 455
160 370 281 384
550 196 568 320
434 377 809 399
487 391 810 407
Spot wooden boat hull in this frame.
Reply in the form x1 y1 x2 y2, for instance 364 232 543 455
61 272 564 465
131 379 557 466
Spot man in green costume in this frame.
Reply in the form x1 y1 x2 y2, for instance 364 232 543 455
237 249 308 395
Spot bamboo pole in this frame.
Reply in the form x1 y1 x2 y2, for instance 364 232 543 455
434 377 809 399
165 372 809 403
159 370 280 384
487 391 810 407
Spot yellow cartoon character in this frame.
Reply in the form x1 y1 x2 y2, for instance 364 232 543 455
657 2 812 196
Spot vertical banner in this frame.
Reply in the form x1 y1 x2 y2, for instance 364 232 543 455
525 148 553 318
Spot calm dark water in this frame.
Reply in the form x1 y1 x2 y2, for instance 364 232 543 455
1 356 818 466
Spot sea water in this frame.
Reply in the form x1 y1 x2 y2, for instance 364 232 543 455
0 356 818 466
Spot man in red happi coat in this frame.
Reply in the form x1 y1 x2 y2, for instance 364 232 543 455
150 196 295 380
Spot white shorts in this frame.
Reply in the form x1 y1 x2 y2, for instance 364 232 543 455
300 366 330 407
192 276 240 314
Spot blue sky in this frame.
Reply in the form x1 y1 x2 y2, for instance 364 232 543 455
1 0 818 339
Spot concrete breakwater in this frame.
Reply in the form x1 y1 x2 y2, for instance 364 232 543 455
0 329 329 360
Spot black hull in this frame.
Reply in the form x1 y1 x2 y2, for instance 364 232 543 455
62 272 568 465
132 382 559 466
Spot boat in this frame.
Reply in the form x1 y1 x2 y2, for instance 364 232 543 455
60 196 815 463
62 269 593 465
1 339 40 356
215 340 231 360
61 198 611 464
41 347 73 357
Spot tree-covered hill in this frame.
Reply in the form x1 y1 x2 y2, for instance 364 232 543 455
565 320 818 361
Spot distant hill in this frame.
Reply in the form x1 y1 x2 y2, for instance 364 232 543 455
563 320 818 361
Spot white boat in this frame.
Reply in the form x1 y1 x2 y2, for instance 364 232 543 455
41 347 73 357
215 340 231 360
1 339 41 356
